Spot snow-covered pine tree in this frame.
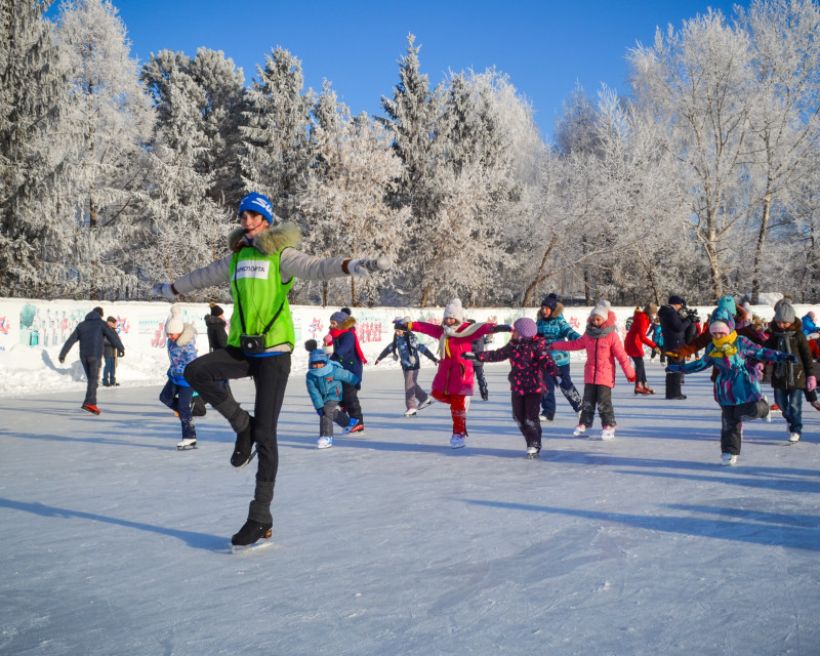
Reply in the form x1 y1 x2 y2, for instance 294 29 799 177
239 47 314 222
138 50 228 296
297 83 409 306
0 0 72 297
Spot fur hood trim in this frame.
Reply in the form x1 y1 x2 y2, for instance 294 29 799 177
228 223 302 255
176 323 197 347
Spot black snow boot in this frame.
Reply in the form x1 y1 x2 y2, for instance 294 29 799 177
231 519 272 546
230 416 255 468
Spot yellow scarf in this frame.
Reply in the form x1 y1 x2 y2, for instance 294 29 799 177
710 331 738 358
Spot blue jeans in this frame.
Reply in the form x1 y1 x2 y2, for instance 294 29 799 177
774 388 803 435
103 356 116 385
540 364 582 419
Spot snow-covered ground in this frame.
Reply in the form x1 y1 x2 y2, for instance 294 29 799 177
2 361 819 656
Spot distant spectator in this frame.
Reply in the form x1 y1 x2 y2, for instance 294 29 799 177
102 316 120 387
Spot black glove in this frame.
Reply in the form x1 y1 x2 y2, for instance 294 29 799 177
117 350 125 358
316 408 324 416
462 352 478 360
491 324 512 333
433 358 440 365
58 356 65 364
374 359 381 366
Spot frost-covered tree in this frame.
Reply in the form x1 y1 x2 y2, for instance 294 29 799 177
298 84 409 306
240 47 314 222
629 10 755 298
138 50 228 294
738 0 820 301
0 0 71 296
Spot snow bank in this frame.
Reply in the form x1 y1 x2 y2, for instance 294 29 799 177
0 297 816 397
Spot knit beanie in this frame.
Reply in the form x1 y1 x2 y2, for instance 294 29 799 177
540 293 559 312
590 300 611 321
709 321 731 335
714 295 736 319
668 294 685 306
513 317 538 338
443 298 465 323
210 304 224 317
165 305 184 335
238 191 274 223
305 339 328 364
773 299 796 323
329 311 348 324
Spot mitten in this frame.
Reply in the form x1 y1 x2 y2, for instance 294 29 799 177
347 257 390 278
58 356 65 364
316 408 324 416
151 282 176 300
808 376 817 392
491 324 512 333
462 352 477 360
117 349 125 358
374 359 381 366
626 373 636 383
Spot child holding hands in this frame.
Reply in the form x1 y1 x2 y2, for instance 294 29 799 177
305 340 360 449
550 301 635 440
464 317 558 458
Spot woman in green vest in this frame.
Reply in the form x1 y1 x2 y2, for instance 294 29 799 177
152 192 387 547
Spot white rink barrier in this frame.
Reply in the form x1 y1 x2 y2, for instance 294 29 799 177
0 297 816 397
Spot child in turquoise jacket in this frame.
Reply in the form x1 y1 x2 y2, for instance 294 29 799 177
305 340 360 449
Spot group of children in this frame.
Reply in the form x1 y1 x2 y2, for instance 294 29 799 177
159 295 818 467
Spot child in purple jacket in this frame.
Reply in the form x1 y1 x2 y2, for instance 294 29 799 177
465 317 558 458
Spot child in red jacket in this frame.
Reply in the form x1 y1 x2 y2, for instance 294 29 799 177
551 301 635 440
465 317 558 458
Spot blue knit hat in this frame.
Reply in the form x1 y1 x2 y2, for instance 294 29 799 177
309 348 329 365
540 293 558 311
330 311 348 324
238 192 274 223
714 295 736 318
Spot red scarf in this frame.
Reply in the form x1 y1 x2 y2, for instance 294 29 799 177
329 327 368 364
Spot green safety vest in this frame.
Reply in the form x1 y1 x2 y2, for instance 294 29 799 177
228 246 295 350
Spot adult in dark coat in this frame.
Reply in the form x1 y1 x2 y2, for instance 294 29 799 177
59 307 125 413
657 295 691 400
204 304 229 351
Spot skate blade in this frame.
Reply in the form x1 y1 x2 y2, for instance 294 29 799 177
232 448 257 470
176 444 198 450
230 540 274 555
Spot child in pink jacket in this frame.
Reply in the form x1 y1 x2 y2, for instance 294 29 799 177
551 301 635 440
401 298 502 449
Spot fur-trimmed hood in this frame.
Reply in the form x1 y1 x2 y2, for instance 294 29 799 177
538 302 564 321
175 323 197 347
228 223 301 255
337 316 357 331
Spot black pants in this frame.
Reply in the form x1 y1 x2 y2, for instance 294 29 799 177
631 356 646 385
341 382 363 424
81 356 100 406
665 356 684 398
185 347 290 525
579 384 615 428
511 393 542 448
720 399 768 455
475 363 489 401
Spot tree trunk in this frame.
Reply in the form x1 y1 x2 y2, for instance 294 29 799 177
749 189 772 304
520 234 559 307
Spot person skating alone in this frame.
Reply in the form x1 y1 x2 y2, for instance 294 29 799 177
305 340 360 449
374 318 438 416
666 315 796 465
158 306 199 450
550 301 635 440
151 191 388 547
464 318 558 458
58 306 125 414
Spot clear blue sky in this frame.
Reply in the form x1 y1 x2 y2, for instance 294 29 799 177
56 0 750 140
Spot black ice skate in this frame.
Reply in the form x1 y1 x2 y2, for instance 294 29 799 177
230 417 255 468
231 519 272 548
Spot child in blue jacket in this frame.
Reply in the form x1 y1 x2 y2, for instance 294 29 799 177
158 306 199 450
667 313 796 466
305 340 361 449
536 294 583 420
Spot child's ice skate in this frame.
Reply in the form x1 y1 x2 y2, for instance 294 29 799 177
176 437 197 450
403 408 418 417
317 435 333 449
572 424 587 437
526 444 541 459
450 433 466 449
417 398 434 411
721 452 738 466
788 432 800 443
230 519 273 550
600 425 616 440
